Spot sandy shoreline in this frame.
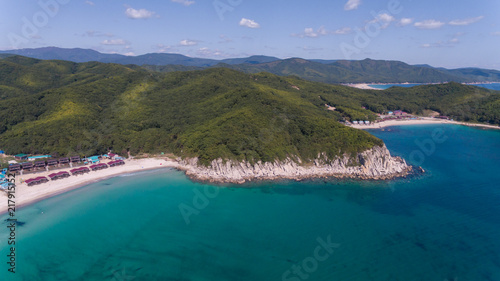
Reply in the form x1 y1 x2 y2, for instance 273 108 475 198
344 83 382 90
350 117 500 130
0 158 179 214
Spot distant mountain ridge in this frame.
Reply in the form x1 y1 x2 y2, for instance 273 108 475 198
1 47 500 83
0 47 280 66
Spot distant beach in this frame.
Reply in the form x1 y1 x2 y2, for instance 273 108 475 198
349 117 500 130
345 82 500 91
344 83 382 90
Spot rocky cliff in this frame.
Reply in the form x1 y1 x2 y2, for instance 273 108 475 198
179 145 412 183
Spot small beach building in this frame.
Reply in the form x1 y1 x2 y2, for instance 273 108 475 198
108 160 125 167
86 156 100 164
34 161 46 168
70 156 81 163
47 159 58 167
105 153 122 160
15 154 28 160
58 171 70 178
89 164 101 171
8 164 21 172
25 176 49 186
58 157 70 165
353 121 359 124
21 162 34 170
49 171 70 180
365 121 370 125
393 110 408 116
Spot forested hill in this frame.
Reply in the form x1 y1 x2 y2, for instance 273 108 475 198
0 56 382 163
0 56 498 162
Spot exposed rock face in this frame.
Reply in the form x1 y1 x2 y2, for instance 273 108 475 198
179 145 412 184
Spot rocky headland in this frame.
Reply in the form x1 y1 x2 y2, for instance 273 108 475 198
179 145 413 184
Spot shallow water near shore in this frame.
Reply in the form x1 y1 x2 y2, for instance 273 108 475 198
1 124 500 281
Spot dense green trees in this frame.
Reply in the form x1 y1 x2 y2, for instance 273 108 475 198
0 56 498 165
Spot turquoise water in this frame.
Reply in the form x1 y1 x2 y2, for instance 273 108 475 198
369 83 500 91
369 83 422 89
1 124 500 281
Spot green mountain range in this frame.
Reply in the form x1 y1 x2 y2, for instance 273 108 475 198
1 47 500 83
0 56 498 164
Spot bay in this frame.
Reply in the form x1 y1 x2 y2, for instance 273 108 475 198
1 124 499 281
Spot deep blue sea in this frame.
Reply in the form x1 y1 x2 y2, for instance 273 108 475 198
369 83 500 91
1 124 500 281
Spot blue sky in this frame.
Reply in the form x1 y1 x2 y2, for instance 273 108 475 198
1 0 499 69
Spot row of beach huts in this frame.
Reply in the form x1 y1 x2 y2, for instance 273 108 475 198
23 160 125 187
352 121 371 125
8 156 82 173
7 153 124 173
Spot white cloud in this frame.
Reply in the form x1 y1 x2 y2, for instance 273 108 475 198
125 7 156 19
414 19 445 29
332 27 352 34
292 26 327 38
156 44 177 53
171 0 195 6
344 0 361 11
180 39 198 46
378 13 395 23
492 31 500 36
367 13 395 29
124 52 135 56
101 39 127 45
449 16 484 26
293 26 350 38
196 47 227 58
398 18 413 26
85 1 95 6
420 37 460 48
239 18 260 29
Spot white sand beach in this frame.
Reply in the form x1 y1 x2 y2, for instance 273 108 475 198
350 117 500 130
0 158 179 213
344 83 382 90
